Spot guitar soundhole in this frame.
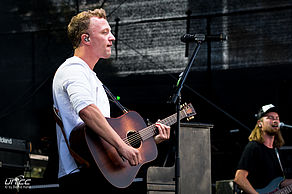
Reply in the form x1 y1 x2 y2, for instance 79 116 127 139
127 131 142 148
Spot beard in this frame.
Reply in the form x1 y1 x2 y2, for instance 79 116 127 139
265 126 279 136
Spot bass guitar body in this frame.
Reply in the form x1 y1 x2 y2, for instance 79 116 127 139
256 177 292 194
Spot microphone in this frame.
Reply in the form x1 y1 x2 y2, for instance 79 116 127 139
279 122 292 129
181 33 227 43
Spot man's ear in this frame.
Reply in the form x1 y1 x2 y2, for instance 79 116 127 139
81 33 90 44
257 120 262 128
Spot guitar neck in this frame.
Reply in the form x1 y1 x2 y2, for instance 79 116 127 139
275 184 292 194
139 109 188 141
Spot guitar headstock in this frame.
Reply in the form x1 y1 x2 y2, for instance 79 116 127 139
180 103 196 121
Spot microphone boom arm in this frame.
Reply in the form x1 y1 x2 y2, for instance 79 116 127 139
280 122 292 129
170 41 202 104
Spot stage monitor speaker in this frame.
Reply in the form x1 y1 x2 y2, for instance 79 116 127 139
147 122 213 194
279 146 292 178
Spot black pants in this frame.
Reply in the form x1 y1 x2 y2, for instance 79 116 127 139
58 167 146 194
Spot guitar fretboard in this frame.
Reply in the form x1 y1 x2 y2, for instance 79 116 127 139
275 184 292 194
138 108 188 141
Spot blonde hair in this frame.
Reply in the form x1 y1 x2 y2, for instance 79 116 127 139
67 9 107 49
249 119 285 148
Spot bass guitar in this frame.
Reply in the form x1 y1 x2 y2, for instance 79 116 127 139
256 177 292 194
69 103 196 188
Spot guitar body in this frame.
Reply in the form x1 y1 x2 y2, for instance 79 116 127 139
256 177 284 194
69 103 196 188
69 111 158 188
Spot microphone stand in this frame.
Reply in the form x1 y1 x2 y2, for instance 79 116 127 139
170 37 204 194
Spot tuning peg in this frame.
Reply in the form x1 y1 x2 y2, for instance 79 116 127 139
187 116 194 121
180 103 187 109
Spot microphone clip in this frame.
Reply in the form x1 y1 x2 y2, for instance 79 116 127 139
181 34 206 43
181 33 227 43
190 34 206 42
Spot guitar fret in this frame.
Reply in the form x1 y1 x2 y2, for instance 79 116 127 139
273 181 292 194
284 185 292 194
278 185 292 194
138 108 190 142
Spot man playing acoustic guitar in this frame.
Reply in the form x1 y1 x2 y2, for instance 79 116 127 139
52 8 171 193
234 104 292 194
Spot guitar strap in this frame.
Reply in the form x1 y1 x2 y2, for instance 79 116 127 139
53 106 90 168
103 85 128 114
275 148 285 178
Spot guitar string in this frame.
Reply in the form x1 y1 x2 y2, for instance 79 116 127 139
123 123 158 146
122 107 190 146
122 111 187 147
123 114 179 146
122 117 173 146
125 112 187 146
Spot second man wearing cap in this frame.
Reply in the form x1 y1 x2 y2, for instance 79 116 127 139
234 104 292 193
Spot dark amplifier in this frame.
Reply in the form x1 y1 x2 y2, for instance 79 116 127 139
0 136 30 170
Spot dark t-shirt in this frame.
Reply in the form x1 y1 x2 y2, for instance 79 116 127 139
237 141 283 189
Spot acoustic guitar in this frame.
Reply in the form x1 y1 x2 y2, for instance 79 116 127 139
69 103 196 188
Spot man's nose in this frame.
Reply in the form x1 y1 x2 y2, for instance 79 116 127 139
109 32 115 41
273 120 279 124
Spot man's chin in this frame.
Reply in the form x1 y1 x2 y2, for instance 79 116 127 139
266 129 279 136
100 55 111 60
103 53 112 59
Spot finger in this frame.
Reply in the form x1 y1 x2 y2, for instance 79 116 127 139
134 150 142 165
130 157 138 166
126 149 139 166
157 123 171 139
165 126 170 139
156 123 167 134
156 123 165 139
155 123 163 134
137 152 142 164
